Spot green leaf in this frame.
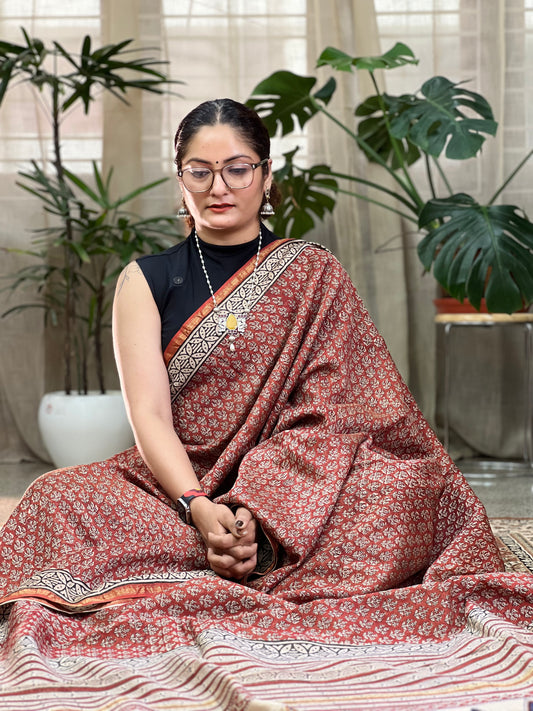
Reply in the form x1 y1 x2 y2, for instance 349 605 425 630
109 176 169 208
317 42 418 73
67 241 91 263
93 161 110 203
353 77 497 171
0 40 25 54
50 34 180 114
81 35 92 67
418 194 533 312
63 166 103 205
2 303 49 318
269 150 338 238
52 39 80 71
316 47 355 72
390 76 497 160
17 161 74 214
247 71 336 136
0 33 48 105
0 57 16 104
355 94 421 169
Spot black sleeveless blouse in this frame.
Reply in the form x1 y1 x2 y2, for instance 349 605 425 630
137 224 279 352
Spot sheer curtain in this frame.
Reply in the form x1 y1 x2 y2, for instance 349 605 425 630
0 0 531 462
306 0 420 410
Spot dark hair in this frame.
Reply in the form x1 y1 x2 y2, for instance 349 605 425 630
174 98 281 226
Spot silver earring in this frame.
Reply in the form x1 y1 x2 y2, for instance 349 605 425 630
177 203 190 218
260 189 275 217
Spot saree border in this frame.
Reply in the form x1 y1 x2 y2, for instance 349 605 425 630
165 238 322 403
0 568 217 614
163 238 283 364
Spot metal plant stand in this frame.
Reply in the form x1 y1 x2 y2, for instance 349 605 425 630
436 312 533 474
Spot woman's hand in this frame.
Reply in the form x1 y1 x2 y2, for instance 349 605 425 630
190 499 257 580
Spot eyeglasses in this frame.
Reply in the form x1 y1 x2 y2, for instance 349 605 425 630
178 158 269 193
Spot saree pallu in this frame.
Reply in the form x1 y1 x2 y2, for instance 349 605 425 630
1 240 532 710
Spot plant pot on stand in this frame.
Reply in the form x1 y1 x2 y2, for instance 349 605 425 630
433 297 490 315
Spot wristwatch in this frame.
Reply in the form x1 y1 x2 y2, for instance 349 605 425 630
176 489 208 526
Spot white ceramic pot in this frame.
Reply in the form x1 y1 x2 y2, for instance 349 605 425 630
38 390 135 468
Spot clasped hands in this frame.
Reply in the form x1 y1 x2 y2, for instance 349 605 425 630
189 498 257 580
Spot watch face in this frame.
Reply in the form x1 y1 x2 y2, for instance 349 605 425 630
176 497 190 524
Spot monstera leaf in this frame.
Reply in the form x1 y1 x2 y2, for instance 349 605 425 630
247 71 336 136
269 148 337 239
316 42 418 73
389 76 497 159
355 77 497 171
356 93 422 169
418 194 533 313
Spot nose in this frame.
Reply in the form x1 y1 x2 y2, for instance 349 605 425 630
210 170 229 194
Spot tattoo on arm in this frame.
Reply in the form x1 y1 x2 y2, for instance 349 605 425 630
116 262 141 297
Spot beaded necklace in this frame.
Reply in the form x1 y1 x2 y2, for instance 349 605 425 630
194 229 263 352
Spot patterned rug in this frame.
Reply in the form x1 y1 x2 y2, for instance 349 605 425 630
490 517 533 574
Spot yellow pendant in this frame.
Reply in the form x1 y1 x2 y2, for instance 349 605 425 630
226 313 238 331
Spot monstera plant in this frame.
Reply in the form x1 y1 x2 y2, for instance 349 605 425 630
247 43 533 313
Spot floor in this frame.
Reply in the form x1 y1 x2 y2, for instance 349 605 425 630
1 457 532 519
460 460 533 517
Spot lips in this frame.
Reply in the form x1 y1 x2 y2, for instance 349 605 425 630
209 203 234 212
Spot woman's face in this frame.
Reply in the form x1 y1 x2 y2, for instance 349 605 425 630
178 123 272 245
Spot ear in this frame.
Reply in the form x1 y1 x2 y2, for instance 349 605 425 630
264 158 273 192
177 174 187 203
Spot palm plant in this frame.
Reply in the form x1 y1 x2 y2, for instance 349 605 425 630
4 162 176 394
0 29 181 393
247 42 533 313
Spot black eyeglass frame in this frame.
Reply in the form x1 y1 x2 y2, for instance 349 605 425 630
178 158 269 193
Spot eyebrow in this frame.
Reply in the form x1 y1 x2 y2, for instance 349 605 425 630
185 154 255 165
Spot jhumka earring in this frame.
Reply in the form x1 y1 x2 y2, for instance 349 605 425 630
260 188 275 217
177 201 190 218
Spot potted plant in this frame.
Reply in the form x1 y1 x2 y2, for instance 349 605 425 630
246 42 533 314
0 29 181 466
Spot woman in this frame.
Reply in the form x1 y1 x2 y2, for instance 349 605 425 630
112 99 278 582
0 99 522 666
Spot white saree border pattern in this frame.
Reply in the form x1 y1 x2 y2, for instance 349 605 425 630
167 240 320 403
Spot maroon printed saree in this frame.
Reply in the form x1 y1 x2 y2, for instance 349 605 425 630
0 240 532 710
